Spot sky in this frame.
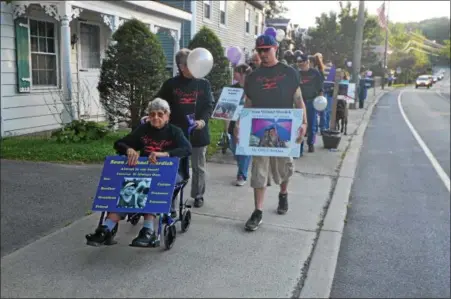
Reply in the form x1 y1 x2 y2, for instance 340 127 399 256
284 1 451 28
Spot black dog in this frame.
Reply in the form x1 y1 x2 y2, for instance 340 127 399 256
336 98 348 135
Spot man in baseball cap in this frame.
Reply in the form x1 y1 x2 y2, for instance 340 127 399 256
254 34 279 67
233 34 308 231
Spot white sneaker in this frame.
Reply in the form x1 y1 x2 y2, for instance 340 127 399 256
235 177 246 186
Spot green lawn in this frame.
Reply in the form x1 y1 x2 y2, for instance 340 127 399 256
1 120 224 164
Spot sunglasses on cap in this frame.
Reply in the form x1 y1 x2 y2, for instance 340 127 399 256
150 111 165 118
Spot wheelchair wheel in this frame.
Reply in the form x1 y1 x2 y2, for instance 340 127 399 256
163 224 176 250
181 210 191 233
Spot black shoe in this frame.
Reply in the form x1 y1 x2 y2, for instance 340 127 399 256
244 210 263 231
86 225 117 246
308 144 315 153
130 227 157 247
277 193 288 215
193 197 204 208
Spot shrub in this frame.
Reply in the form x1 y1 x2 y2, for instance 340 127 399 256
188 26 230 99
51 120 109 143
97 18 169 130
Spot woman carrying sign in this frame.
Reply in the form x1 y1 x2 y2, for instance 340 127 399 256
85 98 192 248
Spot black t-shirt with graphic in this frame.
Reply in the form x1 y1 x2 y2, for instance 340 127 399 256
114 123 192 178
298 68 324 101
156 75 214 147
244 62 299 109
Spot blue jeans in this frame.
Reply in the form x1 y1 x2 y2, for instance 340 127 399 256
305 99 318 145
318 94 333 132
229 135 252 180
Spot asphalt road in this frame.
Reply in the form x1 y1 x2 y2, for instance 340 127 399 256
0 160 102 257
330 89 450 298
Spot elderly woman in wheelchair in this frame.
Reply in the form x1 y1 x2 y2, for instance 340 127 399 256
86 98 192 248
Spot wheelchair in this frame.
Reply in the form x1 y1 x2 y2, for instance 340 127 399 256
95 118 195 250
97 166 191 250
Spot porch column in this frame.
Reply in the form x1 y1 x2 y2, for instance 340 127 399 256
170 30 180 77
58 2 76 120
40 3 82 122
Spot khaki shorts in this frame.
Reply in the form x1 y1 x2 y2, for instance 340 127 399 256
250 156 294 188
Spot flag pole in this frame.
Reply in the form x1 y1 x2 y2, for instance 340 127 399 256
382 0 390 89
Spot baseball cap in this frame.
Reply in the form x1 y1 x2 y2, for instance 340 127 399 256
296 54 309 62
255 34 278 49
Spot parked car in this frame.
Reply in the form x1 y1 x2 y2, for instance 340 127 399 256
415 75 432 89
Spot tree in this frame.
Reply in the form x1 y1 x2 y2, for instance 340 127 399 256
188 26 230 99
97 19 169 130
304 12 340 64
440 39 451 61
264 1 288 19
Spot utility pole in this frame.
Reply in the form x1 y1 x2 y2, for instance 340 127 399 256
350 0 365 109
381 1 390 89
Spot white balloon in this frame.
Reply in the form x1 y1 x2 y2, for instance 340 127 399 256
276 29 285 42
187 48 214 79
313 96 328 112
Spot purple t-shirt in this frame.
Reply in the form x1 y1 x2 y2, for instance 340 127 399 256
244 62 299 108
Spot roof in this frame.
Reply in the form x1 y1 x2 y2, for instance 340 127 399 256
245 0 265 10
266 18 291 26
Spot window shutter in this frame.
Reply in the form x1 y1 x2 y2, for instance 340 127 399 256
14 17 31 93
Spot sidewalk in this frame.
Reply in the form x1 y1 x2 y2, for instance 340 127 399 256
1 87 389 298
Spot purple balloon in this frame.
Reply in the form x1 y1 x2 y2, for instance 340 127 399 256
264 27 277 38
226 46 242 65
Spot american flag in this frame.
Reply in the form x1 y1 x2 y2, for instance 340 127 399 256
377 2 387 29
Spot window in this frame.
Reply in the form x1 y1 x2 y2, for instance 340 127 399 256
220 1 226 25
30 19 57 86
245 8 250 33
79 23 101 69
254 12 260 35
204 0 211 19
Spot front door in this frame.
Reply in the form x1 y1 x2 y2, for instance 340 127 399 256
78 22 103 120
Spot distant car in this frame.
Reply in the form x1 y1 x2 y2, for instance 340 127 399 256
432 76 438 83
437 73 444 80
415 75 432 89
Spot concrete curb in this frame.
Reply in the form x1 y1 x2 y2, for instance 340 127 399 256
299 88 390 298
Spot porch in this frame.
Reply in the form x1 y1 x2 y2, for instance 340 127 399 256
1 1 190 137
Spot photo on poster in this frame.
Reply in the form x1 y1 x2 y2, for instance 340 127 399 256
236 108 302 158
249 118 292 149
117 177 152 209
212 87 245 121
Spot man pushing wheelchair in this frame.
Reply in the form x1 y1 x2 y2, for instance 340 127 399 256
86 98 192 248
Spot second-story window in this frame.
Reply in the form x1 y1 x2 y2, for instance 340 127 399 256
220 1 226 25
245 8 250 33
254 12 260 35
204 0 211 19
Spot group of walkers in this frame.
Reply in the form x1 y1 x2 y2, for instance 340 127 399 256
87 33 344 247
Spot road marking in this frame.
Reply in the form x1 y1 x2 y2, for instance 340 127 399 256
398 90 450 193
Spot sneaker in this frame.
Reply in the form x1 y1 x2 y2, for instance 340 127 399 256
130 227 157 247
86 225 117 246
244 210 263 231
308 144 315 153
193 197 204 208
235 176 246 186
277 193 288 215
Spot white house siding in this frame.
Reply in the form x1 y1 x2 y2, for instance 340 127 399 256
195 1 264 62
1 3 79 137
1 1 187 137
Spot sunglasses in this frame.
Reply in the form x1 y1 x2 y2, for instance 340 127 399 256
256 48 271 54
150 111 165 118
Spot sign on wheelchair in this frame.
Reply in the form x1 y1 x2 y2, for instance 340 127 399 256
92 156 179 215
